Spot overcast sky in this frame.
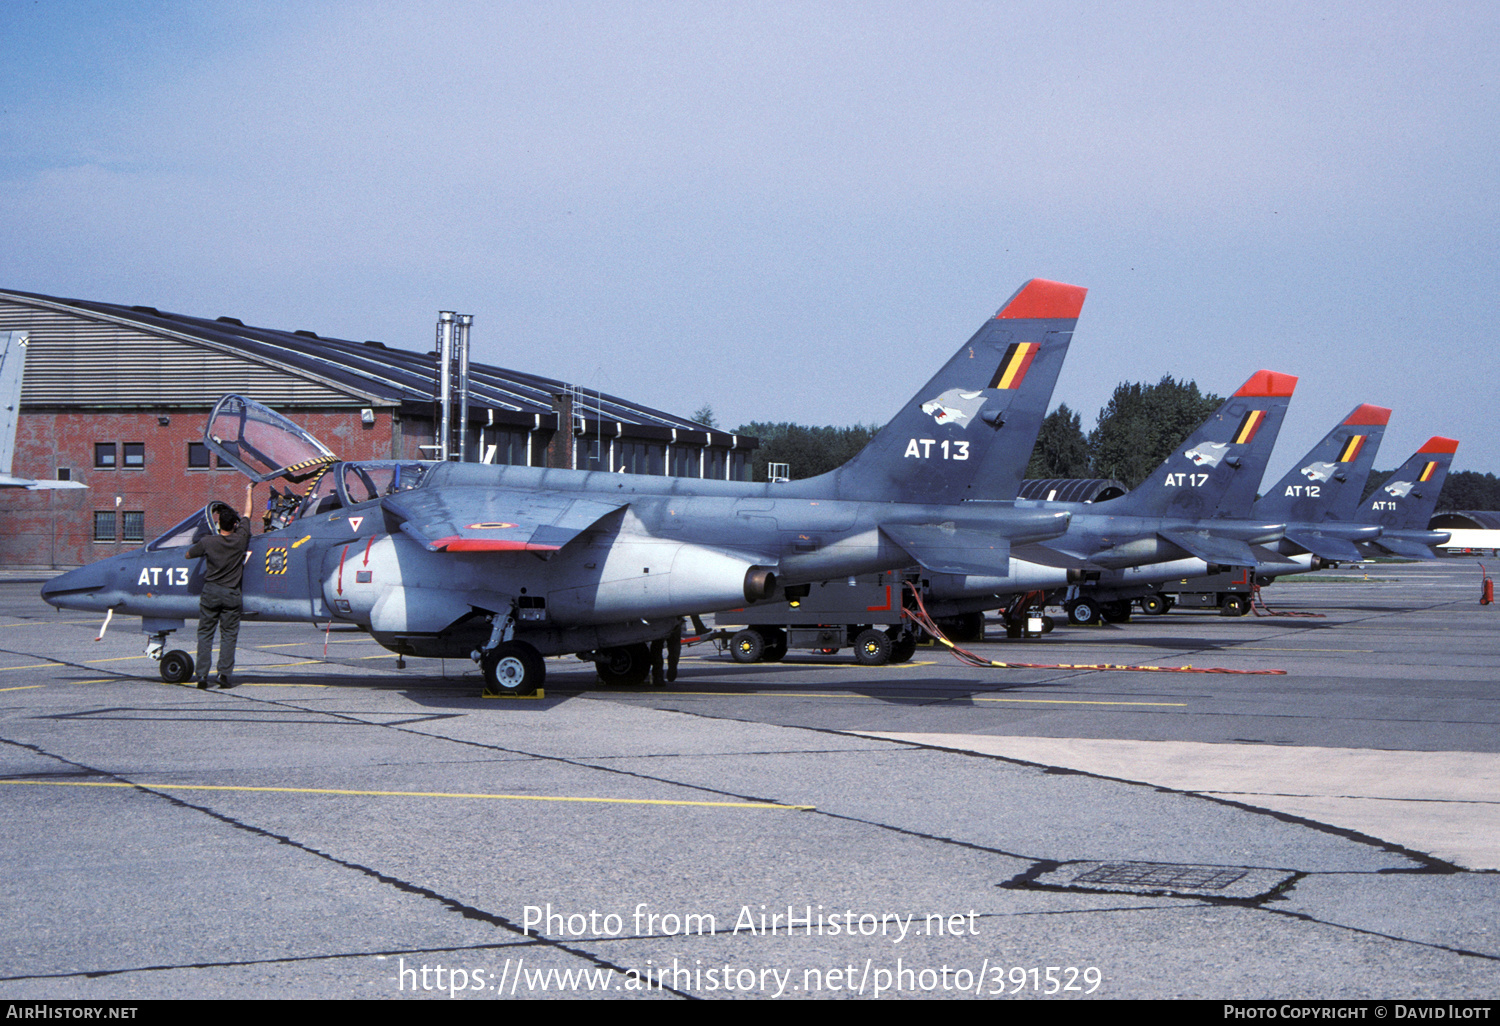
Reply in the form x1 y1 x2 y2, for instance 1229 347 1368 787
3 0 1496 481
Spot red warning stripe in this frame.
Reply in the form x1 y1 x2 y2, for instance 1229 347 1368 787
430 536 562 552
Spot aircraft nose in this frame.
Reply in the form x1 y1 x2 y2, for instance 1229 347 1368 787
40 562 115 610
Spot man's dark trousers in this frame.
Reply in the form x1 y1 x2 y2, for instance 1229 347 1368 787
197 581 243 679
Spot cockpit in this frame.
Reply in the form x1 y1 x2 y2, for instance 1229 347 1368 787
276 460 430 524
195 394 434 533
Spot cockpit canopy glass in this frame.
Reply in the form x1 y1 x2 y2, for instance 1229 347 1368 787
146 503 228 551
205 394 336 483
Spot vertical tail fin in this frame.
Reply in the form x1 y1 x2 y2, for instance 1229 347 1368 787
1254 404 1390 523
1103 370 1298 519
816 279 1084 503
1362 437 1458 532
0 331 25 477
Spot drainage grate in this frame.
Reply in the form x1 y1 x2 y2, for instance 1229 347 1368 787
1073 864 1247 890
1011 861 1297 901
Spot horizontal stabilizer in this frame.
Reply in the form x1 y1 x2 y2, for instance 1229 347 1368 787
1249 544 1302 568
0 474 87 490
1157 528 1259 568
881 524 1012 576
1367 534 1447 559
383 489 625 553
1011 542 1101 570
1282 529 1365 563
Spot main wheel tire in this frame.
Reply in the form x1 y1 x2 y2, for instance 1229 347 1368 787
1221 594 1250 617
887 630 917 663
1141 594 1168 615
1101 600 1132 624
596 643 651 686
853 628 892 666
159 649 194 684
1067 599 1101 626
761 629 788 662
730 629 765 664
482 641 545 695
935 612 984 643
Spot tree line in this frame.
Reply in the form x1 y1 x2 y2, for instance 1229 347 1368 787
696 380 1495 510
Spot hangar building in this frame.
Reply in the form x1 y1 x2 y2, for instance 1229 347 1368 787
1429 511 1500 556
0 288 755 569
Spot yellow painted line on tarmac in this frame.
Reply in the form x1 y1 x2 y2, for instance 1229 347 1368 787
1240 648 1375 653
0 619 102 628
360 654 399 660
84 655 151 664
0 663 63 671
606 689 1185 707
0 779 814 811
973 697 1187 707
259 660 324 668
256 639 378 649
0 685 45 692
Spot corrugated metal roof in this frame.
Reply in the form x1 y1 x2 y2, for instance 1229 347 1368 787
1430 511 1500 531
0 288 707 430
1017 478 1129 504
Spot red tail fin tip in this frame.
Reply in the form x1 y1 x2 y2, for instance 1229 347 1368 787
995 279 1087 320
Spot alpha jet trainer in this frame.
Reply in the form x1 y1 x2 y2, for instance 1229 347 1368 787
1355 436 1459 559
42 279 1085 693
914 369 1299 625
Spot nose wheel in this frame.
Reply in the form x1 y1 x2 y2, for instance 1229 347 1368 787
159 650 195 684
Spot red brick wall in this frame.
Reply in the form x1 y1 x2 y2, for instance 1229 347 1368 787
1 408 405 568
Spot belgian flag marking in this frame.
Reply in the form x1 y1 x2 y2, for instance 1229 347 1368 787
1336 435 1367 463
989 341 1040 390
1419 461 1439 482
1232 409 1267 445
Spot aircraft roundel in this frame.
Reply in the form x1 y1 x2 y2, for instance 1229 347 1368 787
466 522 520 530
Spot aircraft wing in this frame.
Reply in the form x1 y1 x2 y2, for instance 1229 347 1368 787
382 489 627 552
1157 528 1260 568
881 524 1011 576
1282 528 1366 563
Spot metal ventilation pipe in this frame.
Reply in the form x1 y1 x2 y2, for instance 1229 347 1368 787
456 314 473 463
436 311 455 461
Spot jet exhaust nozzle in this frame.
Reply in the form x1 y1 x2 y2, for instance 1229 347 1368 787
744 567 778 603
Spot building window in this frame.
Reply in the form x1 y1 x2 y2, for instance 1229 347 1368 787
122 512 146 543
56 468 71 482
188 441 230 469
123 442 145 469
94 443 117 469
93 512 115 542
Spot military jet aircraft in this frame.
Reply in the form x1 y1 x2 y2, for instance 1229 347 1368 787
1 330 86 489
1114 402 1393 610
917 369 1299 625
41 279 1084 693
1354 437 1458 558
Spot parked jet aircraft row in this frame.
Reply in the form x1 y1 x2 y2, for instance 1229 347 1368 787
38 280 1457 691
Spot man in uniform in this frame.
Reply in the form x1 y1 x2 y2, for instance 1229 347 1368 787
187 505 252 689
